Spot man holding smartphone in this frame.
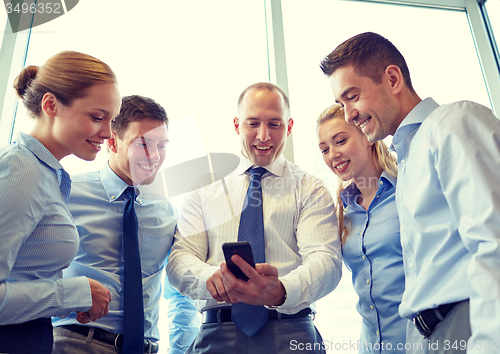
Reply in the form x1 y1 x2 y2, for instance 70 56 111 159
167 82 342 353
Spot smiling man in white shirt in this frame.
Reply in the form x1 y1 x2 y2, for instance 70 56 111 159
167 82 342 354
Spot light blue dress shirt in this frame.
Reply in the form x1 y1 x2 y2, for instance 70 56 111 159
341 172 406 353
391 98 500 348
163 276 200 354
0 132 91 325
52 163 195 344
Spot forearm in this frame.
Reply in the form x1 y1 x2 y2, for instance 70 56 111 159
167 235 218 300
0 276 91 325
278 250 342 314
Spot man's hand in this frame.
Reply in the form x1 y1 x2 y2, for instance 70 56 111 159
86 278 112 321
206 269 240 304
76 311 91 324
219 254 286 306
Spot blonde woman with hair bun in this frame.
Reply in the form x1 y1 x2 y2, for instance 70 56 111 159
317 104 406 354
0 51 121 354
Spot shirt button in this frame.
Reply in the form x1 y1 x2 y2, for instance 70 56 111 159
399 192 403 197
379 180 383 185
111 196 116 200
409 262 413 268
367 279 370 284
401 226 405 232
376 331 380 336
370 305 374 310
376 195 380 198
362 255 366 260
401 159 405 164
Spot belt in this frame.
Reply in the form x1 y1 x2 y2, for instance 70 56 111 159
202 307 312 324
59 325 159 353
414 302 460 338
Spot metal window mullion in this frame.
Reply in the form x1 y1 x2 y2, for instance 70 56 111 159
0 19 19 145
264 0 294 163
465 0 500 116
342 0 466 11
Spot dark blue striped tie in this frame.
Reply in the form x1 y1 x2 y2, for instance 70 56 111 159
231 167 268 337
122 187 144 353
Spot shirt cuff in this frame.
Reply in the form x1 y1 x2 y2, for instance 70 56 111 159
59 276 92 313
198 265 221 299
270 277 297 314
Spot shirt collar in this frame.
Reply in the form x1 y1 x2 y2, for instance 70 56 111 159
381 170 396 188
236 153 286 177
340 170 396 207
391 98 439 144
12 132 63 171
100 163 141 202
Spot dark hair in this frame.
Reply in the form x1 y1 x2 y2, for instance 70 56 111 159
13 51 117 117
320 32 414 92
237 82 290 116
111 95 168 138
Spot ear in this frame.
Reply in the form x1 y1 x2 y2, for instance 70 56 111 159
234 117 240 135
385 65 404 95
107 131 119 153
41 92 58 118
286 118 294 137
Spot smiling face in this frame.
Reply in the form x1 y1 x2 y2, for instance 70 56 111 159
329 65 400 143
108 118 169 186
234 89 293 167
48 83 121 161
318 116 376 182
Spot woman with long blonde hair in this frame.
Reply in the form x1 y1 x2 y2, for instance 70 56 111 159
317 104 405 353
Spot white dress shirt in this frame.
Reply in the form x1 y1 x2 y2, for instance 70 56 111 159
167 154 342 315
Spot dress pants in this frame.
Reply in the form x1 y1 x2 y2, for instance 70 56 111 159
0 318 52 354
187 316 325 354
406 300 471 354
52 326 120 354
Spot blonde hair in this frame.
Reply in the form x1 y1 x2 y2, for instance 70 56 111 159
317 104 398 244
13 51 117 118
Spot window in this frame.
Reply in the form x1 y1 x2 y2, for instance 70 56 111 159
486 0 500 59
10 0 269 177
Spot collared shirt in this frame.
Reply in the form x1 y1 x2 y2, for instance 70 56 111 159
167 154 342 314
163 277 200 354
341 172 405 354
52 163 178 342
0 132 91 325
391 97 500 347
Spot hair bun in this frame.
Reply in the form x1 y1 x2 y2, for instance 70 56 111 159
13 65 39 99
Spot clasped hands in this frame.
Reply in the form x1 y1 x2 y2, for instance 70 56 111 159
207 254 286 307
75 278 112 324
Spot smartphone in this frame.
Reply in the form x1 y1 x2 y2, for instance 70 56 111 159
222 241 255 281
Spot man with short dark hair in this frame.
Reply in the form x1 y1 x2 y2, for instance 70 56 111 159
167 82 342 353
321 32 500 353
52 95 198 354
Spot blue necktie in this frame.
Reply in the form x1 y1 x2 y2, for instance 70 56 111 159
231 167 269 337
122 187 144 353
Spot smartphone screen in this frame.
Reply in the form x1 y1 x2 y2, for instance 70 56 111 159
222 241 255 281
